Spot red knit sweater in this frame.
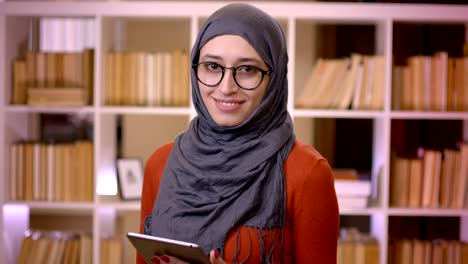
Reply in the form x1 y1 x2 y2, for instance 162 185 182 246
137 139 339 263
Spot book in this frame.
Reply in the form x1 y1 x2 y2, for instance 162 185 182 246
334 179 372 197
12 60 27 104
335 53 362 110
408 158 423 208
296 58 325 108
9 144 18 200
390 157 410 207
337 196 368 209
27 87 88 107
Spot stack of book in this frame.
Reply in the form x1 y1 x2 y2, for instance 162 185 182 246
390 142 468 209
296 54 385 110
17 230 92 264
337 228 379 264
104 50 190 107
9 140 94 202
389 238 468 264
12 50 94 107
334 169 372 210
392 52 468 111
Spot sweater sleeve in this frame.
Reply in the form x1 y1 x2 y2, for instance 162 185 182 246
136 143 173 264
293 158 339 264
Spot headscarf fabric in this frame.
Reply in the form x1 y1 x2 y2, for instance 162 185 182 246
150 3 296 262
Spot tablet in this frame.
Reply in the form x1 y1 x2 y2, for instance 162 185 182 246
127 232 210 264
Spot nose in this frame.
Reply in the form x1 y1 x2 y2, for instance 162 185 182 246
218 69 239 95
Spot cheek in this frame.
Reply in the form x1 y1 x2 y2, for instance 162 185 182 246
199 86 212 105
251 83 269 107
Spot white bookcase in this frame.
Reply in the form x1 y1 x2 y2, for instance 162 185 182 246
1 2 467 264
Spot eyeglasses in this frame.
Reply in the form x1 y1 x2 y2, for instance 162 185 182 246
192 62 271 90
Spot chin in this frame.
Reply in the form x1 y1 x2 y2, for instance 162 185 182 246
213 117 243 127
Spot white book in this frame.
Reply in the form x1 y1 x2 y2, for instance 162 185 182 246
74 19 85 52
51 17 64 52
84 18 95 49
334 179 372 197
337 196 368 210
63 18 76 52
39 17 51 52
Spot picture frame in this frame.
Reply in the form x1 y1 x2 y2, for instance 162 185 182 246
116 159 144 200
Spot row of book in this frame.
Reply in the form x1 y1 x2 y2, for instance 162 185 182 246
17 229 123 264
390 143 468 209
296 54 385 110
17 230 92 264
392 53 468 112
9 141 94 202
104 50 190 107
389 239 468 264
337 228 379 264
12 49 94 106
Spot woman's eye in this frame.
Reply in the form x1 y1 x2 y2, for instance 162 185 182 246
238 65 257 73
206 63 221 71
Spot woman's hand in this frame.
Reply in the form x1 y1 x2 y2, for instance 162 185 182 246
209 249 226 264
150 250 226 264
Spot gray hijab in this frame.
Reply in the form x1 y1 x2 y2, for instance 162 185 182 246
150 3 295 262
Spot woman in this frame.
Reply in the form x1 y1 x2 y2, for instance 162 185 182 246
138 3 339 264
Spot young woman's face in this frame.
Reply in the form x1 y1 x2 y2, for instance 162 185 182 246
197 35 270 127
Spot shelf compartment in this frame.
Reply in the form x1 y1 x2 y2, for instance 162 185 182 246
100 16 191 108
293 19 388 112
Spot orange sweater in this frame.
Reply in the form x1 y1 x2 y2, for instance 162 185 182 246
137 139 339 264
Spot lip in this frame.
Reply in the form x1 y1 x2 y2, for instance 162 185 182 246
214 98 244 112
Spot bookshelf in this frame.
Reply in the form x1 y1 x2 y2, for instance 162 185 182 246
1 1 467 263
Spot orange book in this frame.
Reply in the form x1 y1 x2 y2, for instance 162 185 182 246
12 60 27 104
46 52 56 88
408 158 423 208
35 52 47 88
26 51 37 89
439 149 457 208
391 157 410 207
446 57 455 111
23 143 34 201
83 49 94 105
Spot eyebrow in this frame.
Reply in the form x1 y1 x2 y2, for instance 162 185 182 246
200 54 263 64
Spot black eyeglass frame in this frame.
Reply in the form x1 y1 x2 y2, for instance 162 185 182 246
192 62 272 90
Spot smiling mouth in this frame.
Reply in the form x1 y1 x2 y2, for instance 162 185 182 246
218 101 239 107
214 98 243 111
